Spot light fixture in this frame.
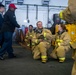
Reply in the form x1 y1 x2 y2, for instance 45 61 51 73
17 0 24 5
24 20 27 23
5 0 11 4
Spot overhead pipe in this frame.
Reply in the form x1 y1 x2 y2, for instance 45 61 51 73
36 5 38 20
10 3 66 8
47 5 49 27
26 5 28 19
26 5 30 23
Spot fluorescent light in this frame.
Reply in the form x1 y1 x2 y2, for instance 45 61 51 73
24 20 27 23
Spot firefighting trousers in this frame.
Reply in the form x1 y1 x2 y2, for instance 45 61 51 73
32 42 50 60
50 46 66 59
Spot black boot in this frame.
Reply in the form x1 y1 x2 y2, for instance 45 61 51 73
0 56 4 60
8 53 16 59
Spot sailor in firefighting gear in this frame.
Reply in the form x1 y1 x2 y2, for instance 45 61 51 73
32 21 52 63
50 24 71 62
70 42 76 75
25 25 34 48
59 0 76 74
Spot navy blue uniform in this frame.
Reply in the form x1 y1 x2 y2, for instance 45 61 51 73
1 9 20 32
0 13 3 30
0 9 20 58
0 13 4 46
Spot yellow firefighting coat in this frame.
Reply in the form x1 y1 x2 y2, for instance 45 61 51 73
50 31 71 59
60 0 76 23
25 30 35 40
59 0 76 73
32 29 52 60
25 30 35 47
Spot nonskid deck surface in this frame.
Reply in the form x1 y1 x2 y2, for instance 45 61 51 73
0 42 74 75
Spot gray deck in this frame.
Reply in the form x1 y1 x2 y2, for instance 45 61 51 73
0 43 74 75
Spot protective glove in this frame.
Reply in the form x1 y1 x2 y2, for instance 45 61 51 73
38 35 44 40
